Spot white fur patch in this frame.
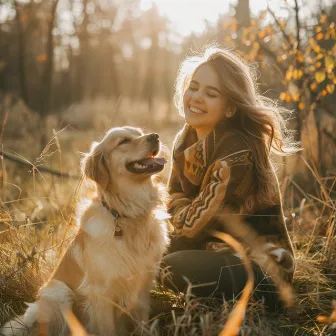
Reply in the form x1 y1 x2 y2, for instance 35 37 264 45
81 208 117 239
39 280 75 309
71 243 83 268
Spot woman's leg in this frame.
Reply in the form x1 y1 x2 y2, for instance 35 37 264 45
162 249 281 311
167 235 204 253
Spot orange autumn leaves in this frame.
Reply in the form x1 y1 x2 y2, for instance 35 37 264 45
222 12 335 111
279 16 335 109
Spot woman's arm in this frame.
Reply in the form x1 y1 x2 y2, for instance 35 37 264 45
172 150 254 238
167 151 192 233
167 128 194 233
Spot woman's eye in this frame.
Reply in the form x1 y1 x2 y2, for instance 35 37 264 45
189 86 197 91
207 92 217 97
119 138 131 145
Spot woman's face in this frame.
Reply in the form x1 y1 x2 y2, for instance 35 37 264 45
183 63 229 139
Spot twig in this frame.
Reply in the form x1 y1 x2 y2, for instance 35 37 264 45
322 129 336 145
210 230 254 336
300 155 332 205
266 1 292 47
62 309 89 336
294 0 301 51
14 0 30 107
258 42 286 75
0 149 80 179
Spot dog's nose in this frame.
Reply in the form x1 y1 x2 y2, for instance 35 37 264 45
147 133 159 143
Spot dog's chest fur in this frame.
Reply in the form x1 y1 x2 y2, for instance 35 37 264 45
73 201 168 303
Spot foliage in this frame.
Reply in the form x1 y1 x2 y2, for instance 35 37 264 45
216 2 336 177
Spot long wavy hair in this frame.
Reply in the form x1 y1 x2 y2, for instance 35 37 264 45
174 46 301 202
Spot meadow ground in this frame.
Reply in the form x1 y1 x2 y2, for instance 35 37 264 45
0 99 335 335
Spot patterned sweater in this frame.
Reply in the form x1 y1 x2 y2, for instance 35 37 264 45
167 121 295 282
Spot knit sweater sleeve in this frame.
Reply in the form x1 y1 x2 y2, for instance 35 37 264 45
167 132 193 223
172 149 254 238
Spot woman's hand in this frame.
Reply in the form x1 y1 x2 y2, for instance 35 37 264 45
169 192 192 210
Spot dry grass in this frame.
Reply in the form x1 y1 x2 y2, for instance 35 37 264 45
0 99 335 335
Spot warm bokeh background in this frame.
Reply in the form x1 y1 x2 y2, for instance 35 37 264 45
0 0 335 335
0 0 335 178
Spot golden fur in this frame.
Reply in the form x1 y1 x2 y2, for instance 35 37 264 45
1 127 170 336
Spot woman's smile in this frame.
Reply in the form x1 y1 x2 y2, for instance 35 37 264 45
183 63 229 139
189 106 207 114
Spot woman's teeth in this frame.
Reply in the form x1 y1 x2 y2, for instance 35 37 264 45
189 106 206 114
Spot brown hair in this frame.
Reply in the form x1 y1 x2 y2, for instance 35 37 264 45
174 46 301 202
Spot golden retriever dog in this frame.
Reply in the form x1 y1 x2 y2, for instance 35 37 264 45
1 126 170 336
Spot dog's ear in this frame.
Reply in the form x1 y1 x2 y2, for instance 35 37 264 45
82 142 110 189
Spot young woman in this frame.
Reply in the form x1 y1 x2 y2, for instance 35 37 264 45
163 46 299 310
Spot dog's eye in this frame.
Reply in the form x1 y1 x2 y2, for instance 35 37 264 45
119 138 131 146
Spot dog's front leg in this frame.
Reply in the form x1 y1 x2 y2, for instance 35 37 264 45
33 279 75 336
134 292 150 324
0 280 74 336
129 280 153 336
86 299 118 336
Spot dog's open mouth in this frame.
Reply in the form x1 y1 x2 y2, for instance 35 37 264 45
126 149 167 174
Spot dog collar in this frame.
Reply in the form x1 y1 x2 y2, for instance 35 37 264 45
101 199 123 237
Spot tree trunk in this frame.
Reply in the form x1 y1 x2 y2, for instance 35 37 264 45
235 0 250 29
78 0 90 100
108 42 121 99
39 0 59 150
14 1 29 107
143 34 158 119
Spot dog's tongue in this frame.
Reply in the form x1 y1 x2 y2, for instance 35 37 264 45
138 157 167 166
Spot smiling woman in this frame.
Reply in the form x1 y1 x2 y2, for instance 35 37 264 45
161 45 300 311
183 63 230 139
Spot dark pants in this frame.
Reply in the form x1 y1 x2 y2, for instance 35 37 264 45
161 236 281 311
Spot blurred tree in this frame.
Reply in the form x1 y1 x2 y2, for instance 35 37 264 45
235 0 250 29
1 0 333 182
161 36 177 123
216 1 336 178
141 4 165 118
12 0 60 149
14 0 29 107
78 0 90 99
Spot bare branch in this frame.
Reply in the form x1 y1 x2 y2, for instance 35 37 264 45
0 149 80 179
294 0 301 51
258 42 286 75
266 1 292 47
41 0 60 117
14 0 29 107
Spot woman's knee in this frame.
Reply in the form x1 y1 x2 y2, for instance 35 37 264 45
161 251 246 297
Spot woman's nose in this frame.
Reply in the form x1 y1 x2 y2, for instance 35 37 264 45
191 90 204 102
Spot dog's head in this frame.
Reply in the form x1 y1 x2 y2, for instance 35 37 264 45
82 126 167 190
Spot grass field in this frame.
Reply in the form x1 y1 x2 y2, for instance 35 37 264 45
0 99 335 335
